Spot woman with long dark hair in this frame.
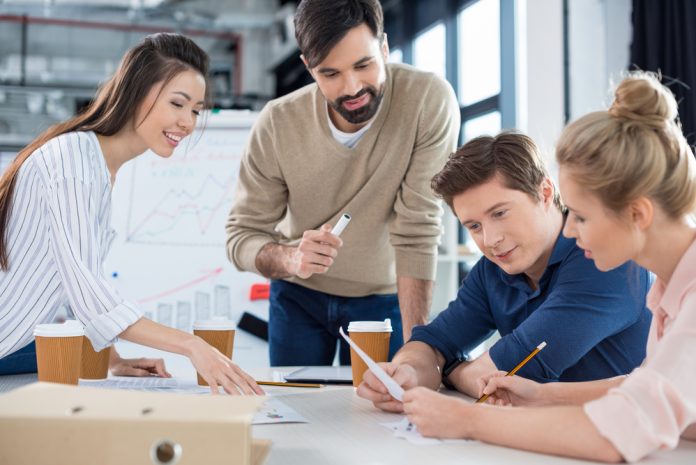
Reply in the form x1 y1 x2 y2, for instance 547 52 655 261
0 33 262 395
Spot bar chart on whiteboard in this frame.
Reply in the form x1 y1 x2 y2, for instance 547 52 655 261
104 111 269 331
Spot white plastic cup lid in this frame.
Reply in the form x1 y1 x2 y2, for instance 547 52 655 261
34 322 85 337
347 319 392 333
193 319 236 330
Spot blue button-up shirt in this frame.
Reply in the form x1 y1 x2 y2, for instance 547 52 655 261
411 233 652 382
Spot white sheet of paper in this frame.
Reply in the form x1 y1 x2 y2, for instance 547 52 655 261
79 377 276 396
381 418 442 445
253 398 308 425
381 418 474 445
79 376 179 390
338 327 404 401
79 377 304 425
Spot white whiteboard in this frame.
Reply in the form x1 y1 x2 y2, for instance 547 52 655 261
105 110 269 331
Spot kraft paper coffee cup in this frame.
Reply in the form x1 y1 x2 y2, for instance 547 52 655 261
63 320 111 380
193 319 236 386
34 323 85 385
348 319 392 387
80 337 111 380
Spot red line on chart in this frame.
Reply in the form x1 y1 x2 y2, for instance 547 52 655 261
127 174 234 239
130 195 230 238
137 267 224 304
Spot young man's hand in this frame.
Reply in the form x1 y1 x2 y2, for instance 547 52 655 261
356 362 419 412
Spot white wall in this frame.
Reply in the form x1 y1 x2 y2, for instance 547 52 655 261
515 0 566 166
568 0 632 120
516 0 632 176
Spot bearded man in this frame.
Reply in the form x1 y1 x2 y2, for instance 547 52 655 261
226 0 459 366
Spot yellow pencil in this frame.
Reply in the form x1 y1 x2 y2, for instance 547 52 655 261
256 381 323 388
476 341 547 404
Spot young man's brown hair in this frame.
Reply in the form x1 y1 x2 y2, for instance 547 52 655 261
431 131 563 211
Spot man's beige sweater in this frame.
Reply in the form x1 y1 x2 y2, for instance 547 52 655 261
226 63 460 297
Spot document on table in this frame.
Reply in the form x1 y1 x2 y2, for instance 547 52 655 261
80 376 301 396
79 376 183 390
380 418 474 445
338 327 404 401
381 418 441 445
78 377 307 425
253 398 308 425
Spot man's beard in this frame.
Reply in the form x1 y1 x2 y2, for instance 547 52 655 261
329 84 385 125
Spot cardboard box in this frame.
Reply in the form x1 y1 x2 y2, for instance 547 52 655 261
0 382 271 465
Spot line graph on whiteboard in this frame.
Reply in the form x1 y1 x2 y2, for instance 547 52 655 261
104 113 269 328
124 168 237 247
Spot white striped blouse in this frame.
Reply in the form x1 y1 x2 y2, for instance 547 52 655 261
0 131 141 358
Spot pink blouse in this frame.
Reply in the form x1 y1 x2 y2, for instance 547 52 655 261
584 240 696 462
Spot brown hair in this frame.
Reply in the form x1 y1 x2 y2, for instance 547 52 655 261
556 71 696 217
431 131 563 211
0 32 210 271
294 0 384 68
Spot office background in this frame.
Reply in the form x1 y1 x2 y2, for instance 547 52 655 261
0 0 694 365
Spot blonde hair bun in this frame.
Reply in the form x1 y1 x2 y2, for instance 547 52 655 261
557 71 696 219
609 72 678 130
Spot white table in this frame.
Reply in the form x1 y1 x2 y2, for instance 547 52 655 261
251 378 696 465
2 344 695 465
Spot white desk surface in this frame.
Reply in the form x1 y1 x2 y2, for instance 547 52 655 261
1 342 695 465
250 377 696 465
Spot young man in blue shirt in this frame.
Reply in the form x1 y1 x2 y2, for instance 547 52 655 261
357 132 651 410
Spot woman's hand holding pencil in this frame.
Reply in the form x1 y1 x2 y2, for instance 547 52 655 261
476 341 548 406
476 371 546 406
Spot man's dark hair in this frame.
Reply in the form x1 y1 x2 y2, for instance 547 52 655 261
431 131 563 211
294 0 384 68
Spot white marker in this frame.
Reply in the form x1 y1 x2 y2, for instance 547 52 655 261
339 327 404 401
330 213 351 236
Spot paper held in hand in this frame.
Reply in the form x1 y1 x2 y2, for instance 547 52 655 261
338 327 404 401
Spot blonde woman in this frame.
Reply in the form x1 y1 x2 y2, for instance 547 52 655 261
400 72 696 462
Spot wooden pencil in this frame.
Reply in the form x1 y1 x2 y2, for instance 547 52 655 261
476 341 547 404
256 381 323 388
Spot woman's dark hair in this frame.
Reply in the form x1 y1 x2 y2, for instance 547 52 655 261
294 0 384 68
0 32 210 271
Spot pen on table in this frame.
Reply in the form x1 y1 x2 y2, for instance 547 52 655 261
476 341 547 404
331 213 351 236
256 381 323 388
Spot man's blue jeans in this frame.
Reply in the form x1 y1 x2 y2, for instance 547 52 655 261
0 342 37 375
269 280 403 366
